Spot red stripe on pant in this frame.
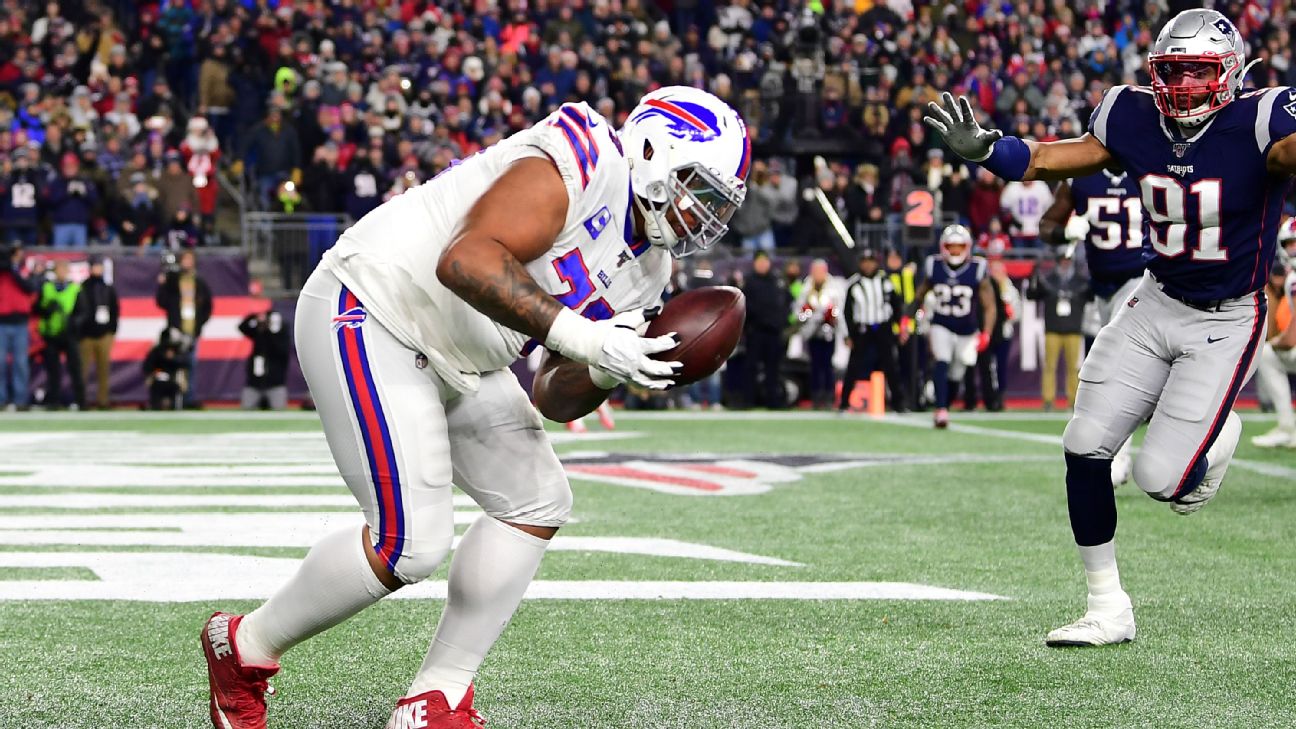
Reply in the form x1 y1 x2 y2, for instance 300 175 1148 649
1172 293 1264 498
339 291 401 568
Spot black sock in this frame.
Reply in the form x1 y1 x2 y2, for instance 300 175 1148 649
1065 453 1117 547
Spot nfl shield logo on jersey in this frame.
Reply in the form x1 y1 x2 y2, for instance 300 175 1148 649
1172 143 1190 158
331 306 367 330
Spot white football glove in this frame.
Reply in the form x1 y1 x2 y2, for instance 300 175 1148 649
1064 214 1091 243
923 92 1003 162
545 308 680 390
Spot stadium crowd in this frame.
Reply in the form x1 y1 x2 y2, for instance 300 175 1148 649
4 1 1296 250
1 0 1295 418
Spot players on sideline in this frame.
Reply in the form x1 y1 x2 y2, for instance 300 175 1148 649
1039 168 1149 485
1251 222 1296 448
201 86 750 728
914 224 996 428
925 7 1296 646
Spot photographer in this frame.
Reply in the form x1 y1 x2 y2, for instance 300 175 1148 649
0 245 35 411
155 251 212 408
142 328 187 411
36 260 84 410
74 256 119 410
238 308 291 410
1027 249 1090 411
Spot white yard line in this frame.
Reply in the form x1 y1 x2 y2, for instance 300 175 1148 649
0 552 1004 602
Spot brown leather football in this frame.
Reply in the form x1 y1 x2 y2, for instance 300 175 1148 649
645 286 746 386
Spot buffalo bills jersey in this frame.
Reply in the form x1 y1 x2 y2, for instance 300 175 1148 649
1068 169 1148 297
322 101 669 394
923 254 987 335
1089 84 1296 302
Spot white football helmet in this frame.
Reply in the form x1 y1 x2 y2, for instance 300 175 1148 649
939 224 973 266
619 86 749 257
1279 217 1296 268
1148 9 1258 127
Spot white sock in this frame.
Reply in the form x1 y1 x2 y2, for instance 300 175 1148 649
407 516 549 706
1078 540 1126 611
237 526 391 667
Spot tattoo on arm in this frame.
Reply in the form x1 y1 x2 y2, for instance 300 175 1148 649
442 240 564 341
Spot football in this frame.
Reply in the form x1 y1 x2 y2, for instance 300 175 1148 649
645 286 746 386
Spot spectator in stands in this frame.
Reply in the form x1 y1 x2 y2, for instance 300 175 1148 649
114 172 159 248
977 218 1013 258
198 43 237 152
156 150 199 229
844 163 883 232
155 251 211 408
0 244 35 412
766 160 799 247
996 71 1045 120
161 205 201 250
239 308 291 411
45 152 98 248
73 255 118 410
343 146 386 221
302 143 344 213
1 149 41 246
1000 179 1054 249
967 168 1004 236
741 251 788 409
36 260 84 410
796 259 842 410
238 105 301 210
181 117 220 238
732 160 775 253
1028 250 1089 411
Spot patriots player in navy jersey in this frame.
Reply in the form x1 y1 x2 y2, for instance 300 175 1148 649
925 8 1296 647
913 224 996 429
1039 169 1148 486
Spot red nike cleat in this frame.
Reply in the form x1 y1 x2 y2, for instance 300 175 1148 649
565 418 587 433
386 685 486 729
201 612 279 729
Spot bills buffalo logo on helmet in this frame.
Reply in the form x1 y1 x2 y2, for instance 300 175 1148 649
628 99 722 142
331 306 367 330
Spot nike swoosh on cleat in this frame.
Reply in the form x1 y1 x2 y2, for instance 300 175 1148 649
1206 335 1228 344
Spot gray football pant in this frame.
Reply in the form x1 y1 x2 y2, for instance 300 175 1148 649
1062 272 1267 500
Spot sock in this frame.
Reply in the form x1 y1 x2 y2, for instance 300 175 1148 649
407 516 549 706
1078 540 1123 597
237 526 391 667
1064 453 1116 546
1065 453 1126 609
933 361 950 408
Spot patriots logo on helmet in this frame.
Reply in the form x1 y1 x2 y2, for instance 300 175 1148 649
629 98 722 142
1213 18 1235 38
331 306 367 330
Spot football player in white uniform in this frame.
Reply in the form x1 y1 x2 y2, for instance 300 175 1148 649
201 86 749 729
1251 221 1296 447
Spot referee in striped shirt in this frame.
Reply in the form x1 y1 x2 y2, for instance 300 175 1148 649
840 247 908 412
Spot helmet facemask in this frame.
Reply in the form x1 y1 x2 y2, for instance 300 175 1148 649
1148 55 1236 126
939 224 973 266
635 160 745 258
